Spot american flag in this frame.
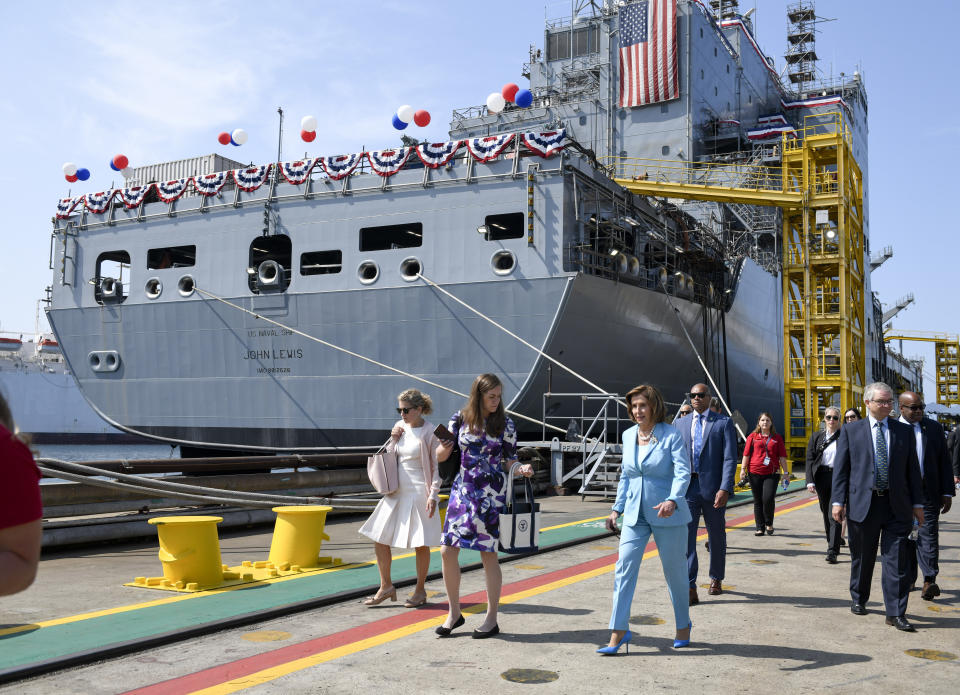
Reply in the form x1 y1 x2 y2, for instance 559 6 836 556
619 0 678 107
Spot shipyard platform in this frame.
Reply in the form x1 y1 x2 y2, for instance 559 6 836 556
2 488 958 694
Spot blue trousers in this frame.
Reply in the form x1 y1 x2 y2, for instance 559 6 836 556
849 493 911 617
609 518 690 631
685 475 727 587
907 496 942 585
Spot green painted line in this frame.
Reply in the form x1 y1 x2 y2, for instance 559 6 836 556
0 515 608 671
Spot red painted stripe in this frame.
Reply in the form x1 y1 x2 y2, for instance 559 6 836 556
126 495 813 694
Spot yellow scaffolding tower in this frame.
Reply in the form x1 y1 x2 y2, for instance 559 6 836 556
608 112 865 458
883 331 960 406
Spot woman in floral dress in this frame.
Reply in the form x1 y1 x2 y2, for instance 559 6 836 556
435 373 533 639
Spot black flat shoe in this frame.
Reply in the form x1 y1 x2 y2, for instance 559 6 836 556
765 527 774 535
472 624 500 639
885 615 915 632
850 603 867 615
755 529 765 536
826 553 838 564
435 614 465 637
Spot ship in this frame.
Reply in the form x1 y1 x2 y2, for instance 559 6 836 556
43 1 909 453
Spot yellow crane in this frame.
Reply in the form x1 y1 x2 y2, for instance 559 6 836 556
607 112 864 459
883 331 960 406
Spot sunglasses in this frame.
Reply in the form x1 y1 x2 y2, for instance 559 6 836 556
396 407 416 414
824 415 838 421
900 404 925 411
844 415 857 420
687 392 709 399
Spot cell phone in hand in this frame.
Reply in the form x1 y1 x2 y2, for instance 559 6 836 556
434 424 456 443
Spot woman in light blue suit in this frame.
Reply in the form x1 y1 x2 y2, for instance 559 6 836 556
598 384 693 655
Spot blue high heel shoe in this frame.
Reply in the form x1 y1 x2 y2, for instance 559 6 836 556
596 630 632 655
673 622 693 648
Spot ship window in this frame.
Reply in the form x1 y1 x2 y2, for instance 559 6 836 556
700 69 704 80
726 64 730 74
300 250 342 275
700 28 704 38
662 145 670 156
359 222 423 251
248 235 292 293
147 245 196 269
95 250 129 305
572 26 598 57
547 31 570 61
483 213 524 241
714 47 718 57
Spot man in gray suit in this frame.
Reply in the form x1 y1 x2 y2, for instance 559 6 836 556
677 383 737 605
832 382 924 631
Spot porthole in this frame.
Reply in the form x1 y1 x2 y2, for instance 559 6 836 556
145 278 162 299
177 275 195 297
491 250 516 276
358 261 379 285
400 257 422 282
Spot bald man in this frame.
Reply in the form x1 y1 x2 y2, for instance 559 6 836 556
898 391 953 600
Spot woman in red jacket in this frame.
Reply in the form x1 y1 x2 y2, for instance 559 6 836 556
739 412 788 536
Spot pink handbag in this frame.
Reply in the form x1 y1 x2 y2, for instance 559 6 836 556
367 438 399 494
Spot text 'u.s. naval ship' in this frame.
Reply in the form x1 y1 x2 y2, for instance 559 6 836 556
47 1 914 454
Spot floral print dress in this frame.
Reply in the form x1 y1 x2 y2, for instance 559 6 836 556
440 411 518 552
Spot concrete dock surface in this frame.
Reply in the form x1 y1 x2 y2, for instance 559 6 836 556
2 490 958 694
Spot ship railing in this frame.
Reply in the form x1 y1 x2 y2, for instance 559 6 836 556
601 156 792 195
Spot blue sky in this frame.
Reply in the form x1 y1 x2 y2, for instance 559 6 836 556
0 1 956 396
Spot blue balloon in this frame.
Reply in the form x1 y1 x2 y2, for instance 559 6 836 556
76 168 90 181
230 136 239 146
515 89 533 108
392 114 408 130
109 161 120 172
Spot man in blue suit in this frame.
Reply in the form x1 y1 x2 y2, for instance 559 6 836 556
678 383 737 604
832 382 924 631
897 391 953 601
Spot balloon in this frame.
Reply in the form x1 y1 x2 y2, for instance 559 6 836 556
391 114 408 130
121 167 134 179
396 105 415 124
502 83 520 102
62 162 78 176
301 115 317 131
65 173 78 183
301 129 316 142
413 109 431 127
231 128 248 145
486 92 505 114
515 89 533 108
76 168 90 181
218 131 231 145
110 161 120 171
113 154 129 170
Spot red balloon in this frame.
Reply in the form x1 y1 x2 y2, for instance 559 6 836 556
112 154 129 170
502 83 520 102
65 173 78 182
413 110 431 127
301 129 317 142
217 132 231 145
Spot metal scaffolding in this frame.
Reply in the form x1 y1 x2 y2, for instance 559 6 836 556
883 331 960 407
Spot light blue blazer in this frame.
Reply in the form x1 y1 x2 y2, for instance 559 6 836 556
612 422 692 527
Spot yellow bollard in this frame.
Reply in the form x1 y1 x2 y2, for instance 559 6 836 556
148 516 224 589
438 494 450 528
268 506 333 569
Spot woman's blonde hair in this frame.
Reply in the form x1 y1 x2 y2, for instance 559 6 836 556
624 384 666 425
461 373 506 437
752 412 778 436
398 388 433 415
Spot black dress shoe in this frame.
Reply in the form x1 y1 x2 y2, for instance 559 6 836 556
921 581 941 601
435 614 465 636
471 624 500 639
826 553 838 564
850 603 867 615
885 615 916 632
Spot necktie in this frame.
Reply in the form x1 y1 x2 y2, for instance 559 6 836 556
914 423 923 477
693 414 703 472
874 421 888 491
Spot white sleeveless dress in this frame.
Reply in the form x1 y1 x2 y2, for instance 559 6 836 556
359 424 441 548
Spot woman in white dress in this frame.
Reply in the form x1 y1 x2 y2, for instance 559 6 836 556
359 389 442 607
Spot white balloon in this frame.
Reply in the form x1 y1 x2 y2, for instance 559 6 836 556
396 105 415 124
301 115 317 131
121 167 135 179
232 128 248 145
62 162 78 176
486 92 506 114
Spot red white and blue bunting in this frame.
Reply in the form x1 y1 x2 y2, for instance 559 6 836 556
120 186 151 209
278 158 317 185
521 129 567 158
232 165 271 192
56 196 83 219
367 148 412 177
320 153 362 180
747 125 796 140
416 140 462 168
467 134 515 163
84 190 116 214
157 179 191 203
194 172 228 197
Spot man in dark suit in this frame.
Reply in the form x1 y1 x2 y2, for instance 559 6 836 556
897 391 953 600
832 382 924 631
947 426 960 484
678 383 737 605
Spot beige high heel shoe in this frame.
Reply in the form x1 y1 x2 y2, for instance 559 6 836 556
363 587 397 606
404 592 427 608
